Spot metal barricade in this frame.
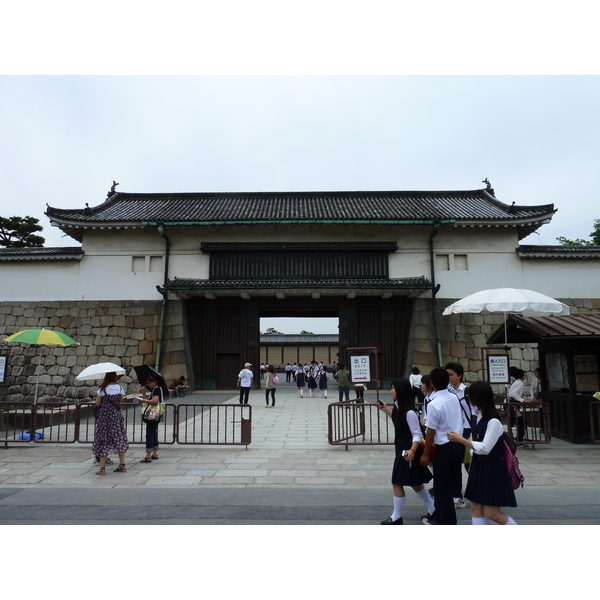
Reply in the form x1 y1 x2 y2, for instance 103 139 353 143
77 401 176 445
176 404 251 447
590 401 600 443
498 401 551 448
328 401 396 449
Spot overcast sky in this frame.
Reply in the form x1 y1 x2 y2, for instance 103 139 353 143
2 5 599 336
2 74 599 250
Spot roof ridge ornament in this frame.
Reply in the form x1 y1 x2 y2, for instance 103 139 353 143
482 178 495 196
107 180 119 198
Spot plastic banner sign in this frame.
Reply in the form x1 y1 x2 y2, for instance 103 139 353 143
350 355 370 383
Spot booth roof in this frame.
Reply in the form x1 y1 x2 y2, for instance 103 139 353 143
488 313 600 344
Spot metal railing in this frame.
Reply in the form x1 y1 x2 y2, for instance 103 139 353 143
0 401 251 448
176 404 251 446
590 401 600 443
327 400 551 450
501 401 551 448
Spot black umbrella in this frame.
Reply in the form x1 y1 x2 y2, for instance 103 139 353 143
133 365 169 396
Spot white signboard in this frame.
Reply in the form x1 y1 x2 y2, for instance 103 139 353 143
350 355 371 383
0 356 6 383
488 355 509 384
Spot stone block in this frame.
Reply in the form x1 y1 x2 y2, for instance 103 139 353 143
139 340 154 355
450 341 466 359
134 315 155 329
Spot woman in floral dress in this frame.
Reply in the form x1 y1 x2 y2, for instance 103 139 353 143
92 372 129 475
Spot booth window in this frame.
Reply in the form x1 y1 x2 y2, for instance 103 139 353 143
546 353 569 392
574 353 600 394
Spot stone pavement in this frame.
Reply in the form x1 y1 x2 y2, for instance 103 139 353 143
1 382 599 524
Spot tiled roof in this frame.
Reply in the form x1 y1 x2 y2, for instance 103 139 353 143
518 245 600 259
0 247 83 261
163 276 432 291
260 334 339 344
46 189 556 241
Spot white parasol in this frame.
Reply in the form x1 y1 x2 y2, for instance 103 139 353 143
76 362 127 381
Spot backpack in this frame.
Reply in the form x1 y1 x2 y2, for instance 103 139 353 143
502 432 525 489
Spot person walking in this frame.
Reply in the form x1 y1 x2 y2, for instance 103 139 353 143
237 363 254 405
447 381 518 525
307 369 318 397
285 363 292 383
336 362 351 402
446 362 471 510
378 378 436 524
139 375 164 463
295 364 306 397
265 364 278 407
318 367 329 398
92 372 129 475
420 367 464 525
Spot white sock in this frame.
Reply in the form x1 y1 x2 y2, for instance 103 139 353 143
505 516 518 525
299 390 303 397
415 487 435 515
324 391 327 397
391 496 405 521
472 517 487 525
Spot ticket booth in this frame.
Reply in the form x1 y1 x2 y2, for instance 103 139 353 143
488 313 600 443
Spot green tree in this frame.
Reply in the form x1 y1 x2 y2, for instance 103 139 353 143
0 215 45 248
263 327 283 335
556 219 600 246
300 330 314 335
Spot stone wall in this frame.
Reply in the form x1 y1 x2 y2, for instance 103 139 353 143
0 300 188 403
408 297 600 394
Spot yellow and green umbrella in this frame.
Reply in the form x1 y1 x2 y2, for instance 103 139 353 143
4 329 79 346
3 328 79 402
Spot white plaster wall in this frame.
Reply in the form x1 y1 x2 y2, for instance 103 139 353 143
0 261 81 301
2 223 599 302
520 259 600 299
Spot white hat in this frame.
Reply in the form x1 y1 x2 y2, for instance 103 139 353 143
244 362 252 367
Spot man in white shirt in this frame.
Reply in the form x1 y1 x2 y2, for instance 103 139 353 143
237 363 254 405
420 367 464 525
446 362 472 509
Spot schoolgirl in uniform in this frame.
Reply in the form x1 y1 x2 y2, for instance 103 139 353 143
377 378 436 524
318 367 329 398
296 365 306 397
307 369 318 397
447 381 518 525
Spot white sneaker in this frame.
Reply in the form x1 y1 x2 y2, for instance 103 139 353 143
454 498 467 509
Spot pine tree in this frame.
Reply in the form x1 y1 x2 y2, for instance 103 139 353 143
0 215 45 248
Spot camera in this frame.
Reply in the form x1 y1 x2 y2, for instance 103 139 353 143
402 450 410 458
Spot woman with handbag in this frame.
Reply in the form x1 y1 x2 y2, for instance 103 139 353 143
447 381 518 525
377 378 436 524
139 375 164 463
93 372 129 475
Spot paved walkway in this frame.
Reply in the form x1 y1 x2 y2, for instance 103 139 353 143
1 382 599 524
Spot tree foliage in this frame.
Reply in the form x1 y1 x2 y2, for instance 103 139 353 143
0 215 45 248
263 327 283 335
556 219 600 246
300 330 314 335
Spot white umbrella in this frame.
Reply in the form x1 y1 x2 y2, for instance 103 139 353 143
76 362 126 381
443 288 570 319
